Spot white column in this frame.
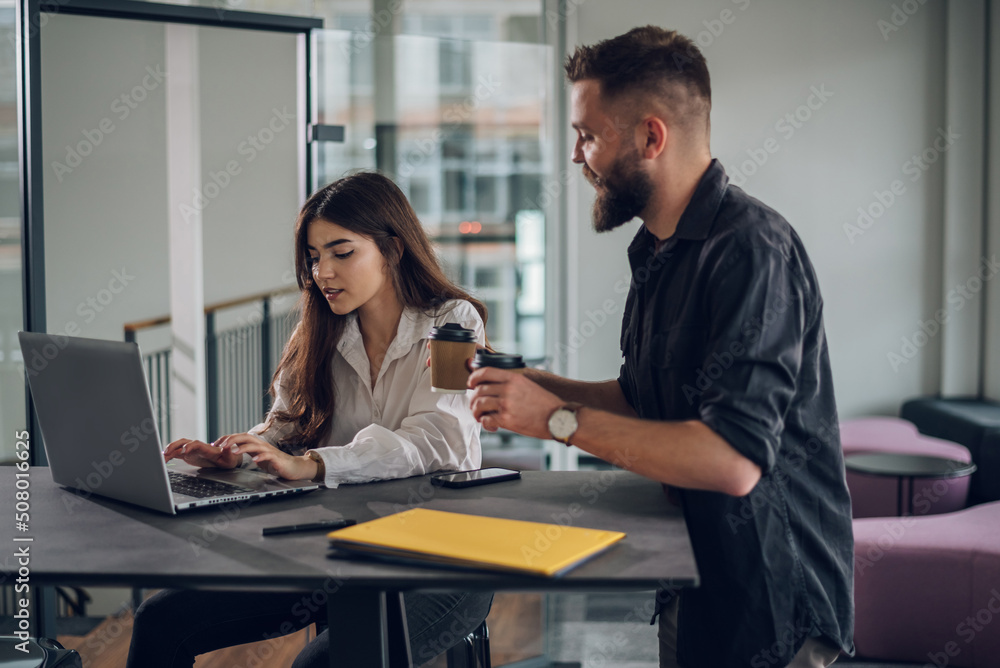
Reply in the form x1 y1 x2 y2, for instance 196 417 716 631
165 24 206 442
940 0 986 396
940 0 987 396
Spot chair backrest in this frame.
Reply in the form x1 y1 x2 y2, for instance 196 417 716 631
445 620 491 668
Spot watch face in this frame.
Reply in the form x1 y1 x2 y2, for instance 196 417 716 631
548 408 578 441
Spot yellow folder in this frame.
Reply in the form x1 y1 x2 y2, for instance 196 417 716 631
327 508 626 577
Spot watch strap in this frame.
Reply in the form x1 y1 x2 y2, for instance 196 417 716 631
307 450 326 483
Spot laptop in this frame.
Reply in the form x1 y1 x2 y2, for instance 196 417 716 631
18 331 319 514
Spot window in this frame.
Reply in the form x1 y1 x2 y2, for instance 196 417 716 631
313 7 552 360
0 6 22 463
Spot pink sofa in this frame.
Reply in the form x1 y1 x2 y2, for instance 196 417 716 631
853 501 1000 667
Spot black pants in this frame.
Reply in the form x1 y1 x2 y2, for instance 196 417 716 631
126 588 494 668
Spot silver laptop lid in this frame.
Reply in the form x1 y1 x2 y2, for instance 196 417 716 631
18 331 177 514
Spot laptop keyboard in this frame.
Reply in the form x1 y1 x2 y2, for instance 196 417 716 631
168 472 256 498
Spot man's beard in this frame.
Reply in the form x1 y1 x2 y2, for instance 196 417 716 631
585 148 654 233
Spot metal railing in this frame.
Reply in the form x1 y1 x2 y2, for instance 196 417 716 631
124 288 299 442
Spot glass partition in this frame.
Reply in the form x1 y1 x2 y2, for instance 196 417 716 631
33 12 307 445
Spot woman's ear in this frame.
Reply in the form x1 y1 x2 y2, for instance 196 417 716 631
391 236 403 261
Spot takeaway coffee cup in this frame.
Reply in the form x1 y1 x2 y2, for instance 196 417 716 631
428 323 478 393
471 351 527 374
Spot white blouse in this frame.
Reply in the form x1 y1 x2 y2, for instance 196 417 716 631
247 299 485 488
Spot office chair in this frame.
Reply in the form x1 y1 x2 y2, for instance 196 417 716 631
311 613 491 667
445 620 491 668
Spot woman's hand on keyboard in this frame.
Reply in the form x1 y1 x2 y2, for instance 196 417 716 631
214 433 316 481
163 438 242 469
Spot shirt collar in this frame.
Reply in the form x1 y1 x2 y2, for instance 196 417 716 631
336 305 436 359
672 158 728 241
626 158 729 258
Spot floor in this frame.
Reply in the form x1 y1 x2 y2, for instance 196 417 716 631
42 590 928 668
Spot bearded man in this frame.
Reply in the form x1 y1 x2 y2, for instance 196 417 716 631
467 26 855 668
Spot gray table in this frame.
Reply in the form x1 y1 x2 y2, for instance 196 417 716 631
0 467 699 667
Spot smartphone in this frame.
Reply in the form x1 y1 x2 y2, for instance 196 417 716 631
430 467 522 488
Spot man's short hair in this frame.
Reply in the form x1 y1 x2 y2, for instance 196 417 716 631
565 26 711 134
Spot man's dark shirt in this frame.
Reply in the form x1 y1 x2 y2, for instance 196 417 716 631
618 159 854 666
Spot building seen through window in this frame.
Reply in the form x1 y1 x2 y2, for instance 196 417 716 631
315 1 551 359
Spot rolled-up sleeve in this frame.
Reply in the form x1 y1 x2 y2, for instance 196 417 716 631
311 365 482 487
697 244 807 474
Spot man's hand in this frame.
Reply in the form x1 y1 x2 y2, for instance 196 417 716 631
214 433 316 481
468 367 564 438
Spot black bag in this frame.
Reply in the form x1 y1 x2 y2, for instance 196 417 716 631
0 636 81 667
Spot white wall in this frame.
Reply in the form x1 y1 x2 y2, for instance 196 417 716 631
40 16 302 345
564 0 969 418
199 25 301 311
42 14 171 344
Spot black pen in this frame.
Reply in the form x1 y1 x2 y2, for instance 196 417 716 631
262 519 357 536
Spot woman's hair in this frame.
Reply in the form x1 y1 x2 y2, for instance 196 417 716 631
261 170 488 450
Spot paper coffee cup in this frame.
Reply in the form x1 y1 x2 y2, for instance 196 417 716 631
471 351 527 374
428 324 477 393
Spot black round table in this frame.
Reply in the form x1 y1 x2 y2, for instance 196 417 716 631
844 453 977 516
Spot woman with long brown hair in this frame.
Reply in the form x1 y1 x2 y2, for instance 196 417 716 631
127 171 493 667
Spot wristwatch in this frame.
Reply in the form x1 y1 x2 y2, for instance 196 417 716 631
307 450 326 483
547 402 583 445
